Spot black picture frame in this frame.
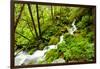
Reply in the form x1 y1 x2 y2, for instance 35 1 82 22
10 0 96 69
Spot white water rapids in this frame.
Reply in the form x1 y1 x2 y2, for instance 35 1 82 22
15 19 77 65
15 35 64 65
68 19 77 35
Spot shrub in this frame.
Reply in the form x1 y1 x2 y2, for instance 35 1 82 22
58 34 94 62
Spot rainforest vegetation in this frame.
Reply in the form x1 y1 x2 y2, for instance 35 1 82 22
14 3 95 65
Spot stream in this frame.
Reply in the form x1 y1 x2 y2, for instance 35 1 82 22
15 19 77 66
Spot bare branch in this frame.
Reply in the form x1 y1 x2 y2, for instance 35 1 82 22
16 31 31 41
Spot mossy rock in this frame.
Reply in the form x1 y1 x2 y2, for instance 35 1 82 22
48 36 59 45
39 43 45 50
55 31 62 36
28 48 35 55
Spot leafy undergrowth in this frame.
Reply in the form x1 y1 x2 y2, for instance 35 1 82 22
45 34 94 63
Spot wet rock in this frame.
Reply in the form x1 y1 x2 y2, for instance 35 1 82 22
52 58 65 63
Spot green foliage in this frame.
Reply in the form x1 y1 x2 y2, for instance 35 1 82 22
45 49 59 63
77 15 91 29
86 32 94 43
58 35 94 62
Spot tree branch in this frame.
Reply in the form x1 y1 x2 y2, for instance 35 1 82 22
16 31 31 41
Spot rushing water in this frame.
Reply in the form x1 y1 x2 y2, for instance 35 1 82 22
68 19 77 35
15 34 64 65
15 51 31 65
22 50 47 65
15 19 77 65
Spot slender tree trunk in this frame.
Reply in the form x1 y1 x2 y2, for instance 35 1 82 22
14 4 25 57
15 4 25 30
51 5 54 24
27 4 39 39
36 4 42 39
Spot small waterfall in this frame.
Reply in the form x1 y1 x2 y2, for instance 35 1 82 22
57 35 64 45
68 19 77 35
22 50 47 65
43 45 57 51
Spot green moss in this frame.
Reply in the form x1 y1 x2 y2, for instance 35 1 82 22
28 48 35 55
48 36 59 45
39 43 45 50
